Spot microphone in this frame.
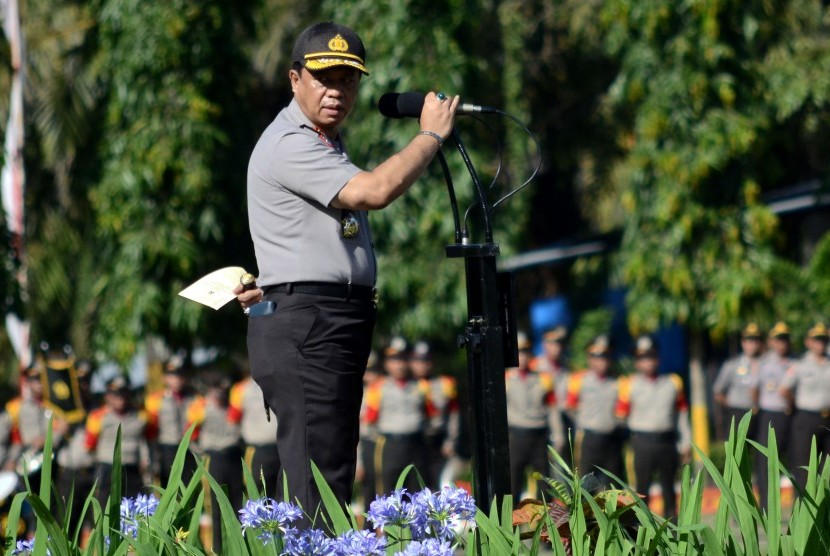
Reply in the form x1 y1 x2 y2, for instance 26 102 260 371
378 91 497 118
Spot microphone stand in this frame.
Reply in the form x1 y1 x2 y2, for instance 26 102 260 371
444 129 514 512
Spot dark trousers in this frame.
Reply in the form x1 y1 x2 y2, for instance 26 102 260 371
580 429 625 489
508 427 549 501
789 410 830 492
631 431 678 517
96 463 143 507
246 443 281 497
158 444 198 489
422 431 446 490
376 433 426 494
207 446 244 553
248 291 375 523
57 465 96 529
754 409 791 508
722 406 757 441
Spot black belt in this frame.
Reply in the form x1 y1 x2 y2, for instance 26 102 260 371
631 431 677 443
379 432 422 442
509 427 548 436
798 408 830 418
263 282 376 301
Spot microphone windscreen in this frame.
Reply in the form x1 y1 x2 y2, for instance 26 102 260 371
378 91 425 118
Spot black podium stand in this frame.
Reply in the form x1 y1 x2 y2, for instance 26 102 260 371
446 243 515 509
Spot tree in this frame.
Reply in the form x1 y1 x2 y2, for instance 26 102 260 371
88 0 256 362
319 0 535 346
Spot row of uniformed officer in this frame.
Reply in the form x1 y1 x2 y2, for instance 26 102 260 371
780 323 830 493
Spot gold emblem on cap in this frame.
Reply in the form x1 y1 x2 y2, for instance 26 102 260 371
328 34 349 53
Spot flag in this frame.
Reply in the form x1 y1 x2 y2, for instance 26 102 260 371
1 0 29 370
39 354 86 424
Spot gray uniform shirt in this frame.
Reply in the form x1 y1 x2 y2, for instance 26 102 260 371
713 354 759 409
505 369 554 430
87 408 147 466
619 374 692 452
757 351 793 413
247 99 375 287
566 371 619 434
370 379 430 435
780 353 830 412
196 401 241 452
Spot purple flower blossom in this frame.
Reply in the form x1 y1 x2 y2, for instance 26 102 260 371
332 529 386 555
282 527 333 555
12 539 34 555
120 494 159 539
408 486 477 541
394 538 454 556
238 497 303 545
367 488 415 530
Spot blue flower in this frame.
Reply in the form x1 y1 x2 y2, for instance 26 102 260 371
408 486 476 541
394 538 454 556
12 539 34 555
367 488 415 530
238 497 303 545
120 494 160 539
282 527 333 555
331 529 386 555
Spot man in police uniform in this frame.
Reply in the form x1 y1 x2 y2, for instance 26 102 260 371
236 22 458 518
713 323 764 440
409 340 460 490
531 326 572 464
505 332 559 501
229 373 279 496
753 322 794 507
187 374 242 553
56 360 96 536
780 323 830 492
565 335 625 489
363 339 435 494
84 376 148 506
616 335 690 517
357 350 381 510
144 358 198 487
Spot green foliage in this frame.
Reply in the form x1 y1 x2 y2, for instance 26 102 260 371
315 0 533 341
592 0 830 338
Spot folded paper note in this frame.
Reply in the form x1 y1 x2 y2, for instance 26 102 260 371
178 266 248 310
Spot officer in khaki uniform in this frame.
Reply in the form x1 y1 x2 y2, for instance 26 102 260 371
752 322 794 507
713 323 764 440
565 335 625 488
84 376 148 505
616 335 691 517
144 359 198 487
530 326 572 465
56 362 96 535
780 323 830 491
357 351 382 510
363 340 436 494
187 375 242 553
506 332 560 501
229 375 279 496
409 341 460 490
